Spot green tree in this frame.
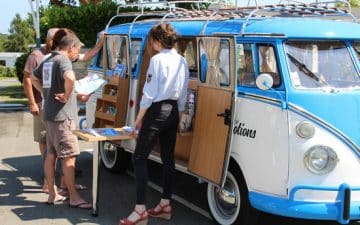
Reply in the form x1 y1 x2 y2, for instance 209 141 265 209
349 0 360 7
40 1 131 47
0 33 8 51
14 52 31 83
3 14 35 52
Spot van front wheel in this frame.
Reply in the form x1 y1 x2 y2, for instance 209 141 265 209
207 167 258 225
99 141 131 173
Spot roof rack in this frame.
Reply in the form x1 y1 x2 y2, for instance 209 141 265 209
105 0 357 36
239 0 357 36
116 0 216 14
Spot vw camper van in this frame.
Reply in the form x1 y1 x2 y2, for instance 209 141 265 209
85 1 360 224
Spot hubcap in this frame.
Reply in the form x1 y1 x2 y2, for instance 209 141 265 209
208 172 241 225
215 179 238 218
100 142 117 168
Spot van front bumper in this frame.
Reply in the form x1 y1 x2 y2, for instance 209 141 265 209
249 183 360 224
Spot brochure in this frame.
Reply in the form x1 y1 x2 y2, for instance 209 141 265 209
114 64 127 78
75 73 105 95
82 128 120 137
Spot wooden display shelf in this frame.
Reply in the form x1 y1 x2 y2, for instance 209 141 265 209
101 94 117 103
73 128 134 142
94 111 116 122
108 76 120 86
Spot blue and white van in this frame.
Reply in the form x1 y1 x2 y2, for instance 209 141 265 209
86 1 360 224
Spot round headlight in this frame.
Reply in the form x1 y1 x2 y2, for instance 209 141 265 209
304 145 338 175
296 121 315 139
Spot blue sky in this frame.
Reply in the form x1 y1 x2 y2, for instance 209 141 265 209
0 0 49 34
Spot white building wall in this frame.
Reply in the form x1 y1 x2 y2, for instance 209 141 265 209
0 52 24 67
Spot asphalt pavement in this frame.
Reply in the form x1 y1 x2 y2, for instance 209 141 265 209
1 78 360 225
0 110 216 225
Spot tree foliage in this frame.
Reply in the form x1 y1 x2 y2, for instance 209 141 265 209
350 0 360 7
2 14 35 52
14 51 31 83
0 34 8 51
40 0 135 47
50 0 103 7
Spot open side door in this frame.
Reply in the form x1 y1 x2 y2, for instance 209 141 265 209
94 35 131 128
188 36 236 186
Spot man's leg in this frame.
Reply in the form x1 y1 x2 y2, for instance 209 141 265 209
39 142 48 192
61 156 77 199
39 142 46 156
44 152 59 203
62 156 90 207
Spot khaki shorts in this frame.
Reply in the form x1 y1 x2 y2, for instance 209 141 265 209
33 111 46 143
44 119 80 158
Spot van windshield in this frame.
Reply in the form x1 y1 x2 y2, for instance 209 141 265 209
285 41 360 89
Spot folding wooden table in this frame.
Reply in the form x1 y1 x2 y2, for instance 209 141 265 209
72 128 134 216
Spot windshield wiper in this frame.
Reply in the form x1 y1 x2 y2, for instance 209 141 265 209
286 53 331 87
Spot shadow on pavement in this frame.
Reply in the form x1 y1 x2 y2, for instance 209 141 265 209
0 151 215 225
0 153 101 224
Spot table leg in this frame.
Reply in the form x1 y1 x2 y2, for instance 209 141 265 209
92 141 101 216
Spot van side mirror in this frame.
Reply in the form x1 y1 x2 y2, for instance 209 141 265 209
256 73 274 90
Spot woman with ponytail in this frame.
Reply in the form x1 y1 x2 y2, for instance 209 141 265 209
119 23 189 225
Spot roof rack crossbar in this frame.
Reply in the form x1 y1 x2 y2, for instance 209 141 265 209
201 10 218 34
117 0 215 14
105 13 166 35
106 1 357 36
240 1 357 36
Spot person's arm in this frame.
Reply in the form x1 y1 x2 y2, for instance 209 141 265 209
54 70 75 103
177 59 189 112
78 31 105 62
77 93 91 103
131 57 159 135
132 108 147 135
31 74 42 94
23 71 39 115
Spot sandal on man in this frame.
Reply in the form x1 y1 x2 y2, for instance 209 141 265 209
69 201 92 209
60 184 87 191
45 195 68 205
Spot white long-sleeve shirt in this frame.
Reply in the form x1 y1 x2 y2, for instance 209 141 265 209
140 48 189 111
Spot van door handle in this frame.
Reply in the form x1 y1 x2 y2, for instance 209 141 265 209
217 109 231 125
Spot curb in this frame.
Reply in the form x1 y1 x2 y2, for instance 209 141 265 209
0 103 27 112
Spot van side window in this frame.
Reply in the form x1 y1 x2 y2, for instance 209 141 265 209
353 41 360 60
257 44 280 87
96 48 104 68
106 36 127 70
199 39 208 82
130 39 142 74
177 39 197 78
218 40 230 86
198 38 230 87
237 43 256 87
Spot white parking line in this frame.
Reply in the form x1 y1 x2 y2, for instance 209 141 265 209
126 171 212 220
82 148 212 220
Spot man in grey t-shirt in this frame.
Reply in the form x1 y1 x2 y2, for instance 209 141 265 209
32 33 91 209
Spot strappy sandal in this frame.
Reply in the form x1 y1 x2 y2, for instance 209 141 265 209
148 203 172 220
119 209 148 225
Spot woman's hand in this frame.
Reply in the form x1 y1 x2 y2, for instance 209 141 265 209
131 108 147 136
132 118 142 136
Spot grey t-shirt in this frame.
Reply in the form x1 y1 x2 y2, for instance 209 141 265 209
34 51 77 122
